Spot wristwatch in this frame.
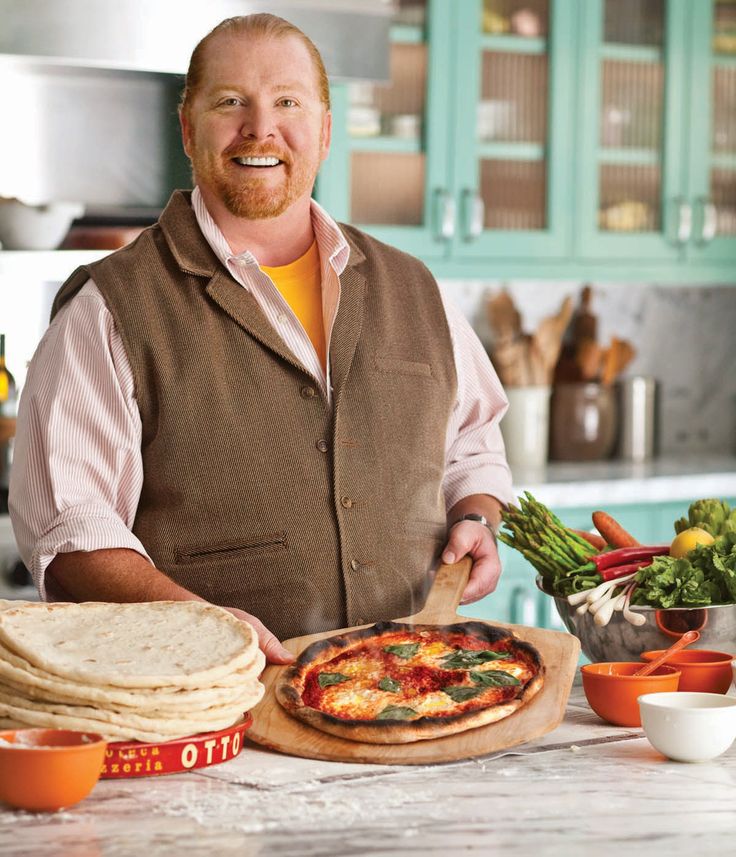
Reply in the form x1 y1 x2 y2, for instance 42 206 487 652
451 514 497 542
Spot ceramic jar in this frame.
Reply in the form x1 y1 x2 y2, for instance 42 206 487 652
549 382 618 461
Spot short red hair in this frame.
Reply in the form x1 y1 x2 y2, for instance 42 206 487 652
180 14 331 118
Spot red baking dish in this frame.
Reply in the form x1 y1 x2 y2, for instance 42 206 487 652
100 713 253 778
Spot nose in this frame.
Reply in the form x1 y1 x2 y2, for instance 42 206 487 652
239 104 275 141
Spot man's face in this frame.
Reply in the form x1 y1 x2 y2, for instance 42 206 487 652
181 33 331 220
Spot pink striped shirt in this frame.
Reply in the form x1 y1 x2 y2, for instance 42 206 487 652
9 188 513 599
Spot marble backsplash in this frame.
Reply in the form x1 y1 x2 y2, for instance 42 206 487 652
439 280 736 457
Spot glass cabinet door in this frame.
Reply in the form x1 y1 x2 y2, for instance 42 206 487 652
316 0 453 260
575 0 688 259
450 0 574 258
686 0 736 262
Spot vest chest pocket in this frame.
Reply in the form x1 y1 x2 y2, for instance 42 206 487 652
372 356 433 378
174 532 288 564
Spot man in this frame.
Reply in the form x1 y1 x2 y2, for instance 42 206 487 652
9 14 514 664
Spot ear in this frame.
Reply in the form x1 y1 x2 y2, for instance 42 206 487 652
320 110 332 162
180 107 193 159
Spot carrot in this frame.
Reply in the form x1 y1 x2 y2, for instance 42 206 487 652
592 511 640 548
570 529 606 551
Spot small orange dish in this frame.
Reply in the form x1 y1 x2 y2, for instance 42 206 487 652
640 649 734 694
581 662 681 727
0 729 107 812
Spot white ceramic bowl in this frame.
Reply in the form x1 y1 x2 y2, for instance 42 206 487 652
638 692 736 762
0 199 84 250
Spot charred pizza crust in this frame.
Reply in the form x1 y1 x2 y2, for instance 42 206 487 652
276 621 544 744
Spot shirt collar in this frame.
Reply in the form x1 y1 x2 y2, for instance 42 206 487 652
191 185 351 284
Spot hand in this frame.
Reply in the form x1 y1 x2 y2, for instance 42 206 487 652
224 606 295 665
441 521 501 605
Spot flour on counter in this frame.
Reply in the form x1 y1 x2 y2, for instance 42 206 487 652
148 777 438 835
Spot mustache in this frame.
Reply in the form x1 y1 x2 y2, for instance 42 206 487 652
224 143 290 164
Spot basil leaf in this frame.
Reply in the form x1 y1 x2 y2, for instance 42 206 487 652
383 643 420 659
441 685 484 702
317 672 350 688
440 648 511 669
378 677 401 693
376 705 417 721
470 670 521 687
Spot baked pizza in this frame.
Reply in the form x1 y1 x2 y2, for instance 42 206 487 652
276 621 544 743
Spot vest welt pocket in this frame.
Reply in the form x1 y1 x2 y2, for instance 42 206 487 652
174 532 288 564
373 356 433 378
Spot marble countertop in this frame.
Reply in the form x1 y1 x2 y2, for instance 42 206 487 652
3 680 735 857
513 453 736 508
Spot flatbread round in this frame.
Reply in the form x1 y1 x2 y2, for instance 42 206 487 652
0 601 257 688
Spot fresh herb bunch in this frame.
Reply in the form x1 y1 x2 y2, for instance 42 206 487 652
632 532 736 609
499 492 599 596
674 499 736 539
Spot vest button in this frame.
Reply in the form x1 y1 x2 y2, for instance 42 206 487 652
300 385 316 399
340 496 354 509
350 559 360 571
316 439 329 453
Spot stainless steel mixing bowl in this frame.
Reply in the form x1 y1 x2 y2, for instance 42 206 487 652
536 578 736 663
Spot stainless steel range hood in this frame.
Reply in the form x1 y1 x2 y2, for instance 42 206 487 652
0 0 393 81
0 0 395 209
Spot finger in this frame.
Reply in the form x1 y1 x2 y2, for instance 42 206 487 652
460 558 501 604
261 633 296 665
441 521 484 565
226 607 295 664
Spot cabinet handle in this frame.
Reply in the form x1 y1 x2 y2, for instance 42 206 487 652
462 189 485 241
697 197 718 245
675 197 693 245
433 189 456 240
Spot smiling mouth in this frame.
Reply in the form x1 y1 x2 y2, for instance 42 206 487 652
231 156 284 168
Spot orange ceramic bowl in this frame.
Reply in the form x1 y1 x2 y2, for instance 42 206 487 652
0 729 107 812
581 662 681 727
640 649 734 694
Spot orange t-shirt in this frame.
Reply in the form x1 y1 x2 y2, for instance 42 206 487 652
261 240 326 372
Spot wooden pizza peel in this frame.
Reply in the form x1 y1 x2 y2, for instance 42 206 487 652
247 558 580 764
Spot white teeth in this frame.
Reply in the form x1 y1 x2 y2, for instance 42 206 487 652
234 156 281 166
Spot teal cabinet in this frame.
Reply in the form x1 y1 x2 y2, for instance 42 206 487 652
449 0 574 259
685 1 736 263
318 0 574 264
316 2 455 260
575 0 736 265
316 0 736 283
575 0 690 261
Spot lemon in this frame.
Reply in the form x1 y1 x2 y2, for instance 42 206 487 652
669 527 715 558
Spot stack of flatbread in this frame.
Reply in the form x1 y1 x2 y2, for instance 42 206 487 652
0 600 265 743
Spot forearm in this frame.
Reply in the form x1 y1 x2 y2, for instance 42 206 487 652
447 494 504 531
47 549 206 604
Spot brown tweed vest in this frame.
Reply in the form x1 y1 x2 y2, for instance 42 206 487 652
52 191 457 640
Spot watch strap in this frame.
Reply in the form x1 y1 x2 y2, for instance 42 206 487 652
451 513 497 542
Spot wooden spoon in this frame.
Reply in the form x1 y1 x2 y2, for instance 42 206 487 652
632 630 701 677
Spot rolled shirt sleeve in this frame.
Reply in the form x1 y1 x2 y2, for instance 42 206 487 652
440 292 515 513
8 280 152 600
